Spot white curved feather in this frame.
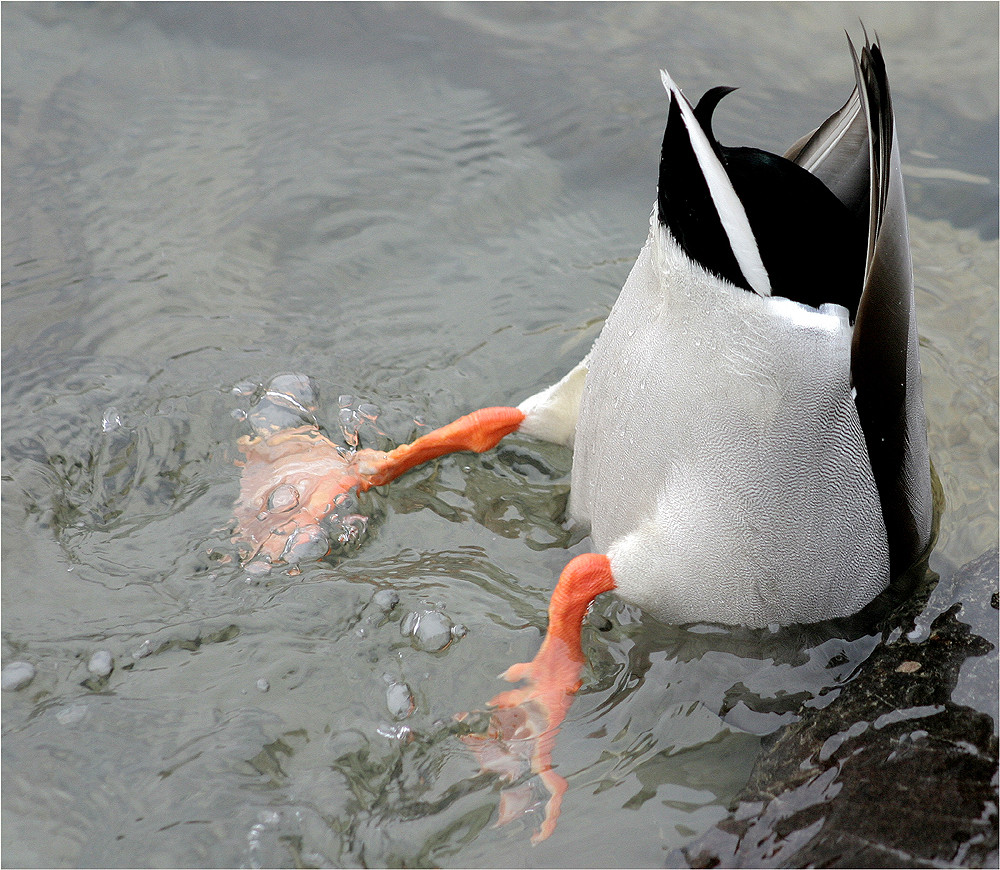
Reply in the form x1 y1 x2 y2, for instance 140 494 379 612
659 69 772 297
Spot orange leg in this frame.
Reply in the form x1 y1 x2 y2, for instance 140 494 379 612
462 553 616 843
353 406 526 489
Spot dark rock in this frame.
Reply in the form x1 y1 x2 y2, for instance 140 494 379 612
675 548 999 869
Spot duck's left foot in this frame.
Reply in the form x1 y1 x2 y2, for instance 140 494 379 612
233 424 387 566
231 374 385 566
232 377 526 567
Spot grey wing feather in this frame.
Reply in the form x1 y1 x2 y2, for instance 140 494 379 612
836 37 934 575
791 35 932 576
784 87 869 223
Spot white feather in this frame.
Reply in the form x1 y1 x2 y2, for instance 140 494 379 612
517 355 590 447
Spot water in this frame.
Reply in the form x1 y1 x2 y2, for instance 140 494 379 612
2 3 997 867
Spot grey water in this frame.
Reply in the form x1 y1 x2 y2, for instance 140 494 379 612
2 3 997 867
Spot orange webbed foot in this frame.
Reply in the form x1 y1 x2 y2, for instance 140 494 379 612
460 554 617 843
233 425 386 566
231 375 393 567
232 378 525 569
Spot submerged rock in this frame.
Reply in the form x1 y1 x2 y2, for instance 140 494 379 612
400 609 454 652
385 680 415 720
1 661 36 691
87 650 113 677
677 548 999 869
372 589 400 613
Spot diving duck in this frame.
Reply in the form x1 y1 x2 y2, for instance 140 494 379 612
234 34 932 843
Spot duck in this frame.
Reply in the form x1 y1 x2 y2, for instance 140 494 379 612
233 33 933 843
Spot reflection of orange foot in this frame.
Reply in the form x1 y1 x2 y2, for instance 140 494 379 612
461 648 577 843
461 554 617 843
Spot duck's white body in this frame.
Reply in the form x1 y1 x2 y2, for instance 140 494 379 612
577 222 889 626
517 38 932 628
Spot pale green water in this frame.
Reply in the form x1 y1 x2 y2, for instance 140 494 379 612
2 3 997 867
